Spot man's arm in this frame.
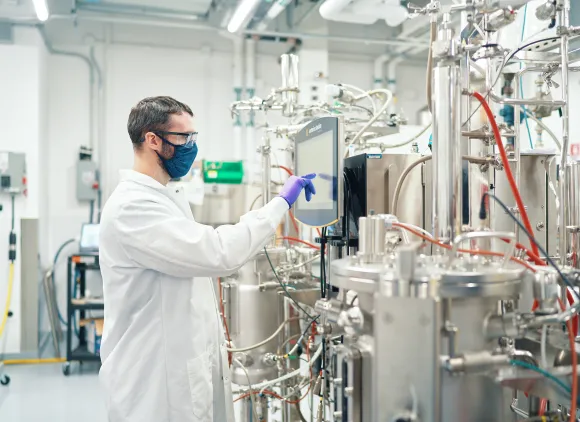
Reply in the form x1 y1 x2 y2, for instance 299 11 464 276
114 197 289 278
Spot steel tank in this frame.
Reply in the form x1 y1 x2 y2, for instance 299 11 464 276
220 246 317 386
493 152 558 255
327 221 524 422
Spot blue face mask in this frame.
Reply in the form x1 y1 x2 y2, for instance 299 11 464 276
157 136 198 179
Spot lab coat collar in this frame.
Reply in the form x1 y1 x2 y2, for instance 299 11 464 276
120 169 167 191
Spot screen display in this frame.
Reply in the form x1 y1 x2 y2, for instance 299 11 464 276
80 224 100 251
296 130 335 210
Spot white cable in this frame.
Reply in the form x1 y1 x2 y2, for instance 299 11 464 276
226 317 298 353
540 324 549 368
341 83 378 114
234 359 259 420
344 89 393 158
379 122 432 151
524 110 562 151
397 222 434 240
288 325 310 357
242 343 324 392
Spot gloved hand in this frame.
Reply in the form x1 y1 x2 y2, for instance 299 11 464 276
278 174 317 208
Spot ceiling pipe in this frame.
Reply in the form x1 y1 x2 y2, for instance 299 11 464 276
373 54 389 89
75 1 206 21
319 0 378 24
44 12 217 31
243 29 429 47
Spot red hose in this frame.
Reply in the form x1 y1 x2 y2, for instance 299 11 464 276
278 237 320 249
471 92 540 258
277 165 293 176
288 210 300 234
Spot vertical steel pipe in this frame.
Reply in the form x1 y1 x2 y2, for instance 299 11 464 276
432 64 462 243
559 0 571 265
262 135 272 206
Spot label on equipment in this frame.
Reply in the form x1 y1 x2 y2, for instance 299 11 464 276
571 143 580 160
367 154 383 159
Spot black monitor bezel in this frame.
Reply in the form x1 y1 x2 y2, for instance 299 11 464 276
293 116 340 227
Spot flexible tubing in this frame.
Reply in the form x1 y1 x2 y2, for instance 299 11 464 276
278 237 320 250
524 110 562 151
342 83 378 114
4 357 66 365
234 358 258 420
472 92 540 258
344 89 393 158
0 263 15 338
226 317 299 353
392 223 535 272
276 165 293 177
392 155 431 215
392 154 493 216
375 122 432 151
396 222 434 240
248 343 323 392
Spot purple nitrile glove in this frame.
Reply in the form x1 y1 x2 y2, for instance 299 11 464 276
278 174 317 208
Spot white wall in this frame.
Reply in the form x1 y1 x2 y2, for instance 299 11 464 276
0 28 46 354
42 39 428 345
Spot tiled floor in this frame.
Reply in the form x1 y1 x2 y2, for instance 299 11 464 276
0 362 107 422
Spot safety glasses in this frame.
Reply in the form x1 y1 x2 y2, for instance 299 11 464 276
154 131 198 148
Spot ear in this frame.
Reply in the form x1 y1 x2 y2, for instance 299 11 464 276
143 132 162 151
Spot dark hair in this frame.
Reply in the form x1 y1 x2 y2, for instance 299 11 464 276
127 96 193 148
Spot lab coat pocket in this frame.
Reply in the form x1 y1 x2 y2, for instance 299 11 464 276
187 351 214 422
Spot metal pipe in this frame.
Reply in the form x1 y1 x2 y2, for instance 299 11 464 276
75 2 206 21
37 26 97 147
432 59 462 242
489 92 566 107
47 12 216 31
262 135 272 207
392 155 493 216
89 45 104 219
243 29 429 47
559 0 571 267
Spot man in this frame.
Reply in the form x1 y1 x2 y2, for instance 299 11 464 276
99 96 316 422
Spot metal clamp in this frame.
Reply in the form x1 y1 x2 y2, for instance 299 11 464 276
448 231 516 269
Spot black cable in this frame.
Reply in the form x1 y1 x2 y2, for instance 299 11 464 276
10 194 15 232
484 193 579 301
263 246 316 320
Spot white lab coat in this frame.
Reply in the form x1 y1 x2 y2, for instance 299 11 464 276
99 170 288 422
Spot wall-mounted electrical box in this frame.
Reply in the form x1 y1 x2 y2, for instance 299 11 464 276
76 146 99 202
0 152 26 194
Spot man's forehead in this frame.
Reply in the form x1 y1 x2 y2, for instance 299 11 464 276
169 113 195 132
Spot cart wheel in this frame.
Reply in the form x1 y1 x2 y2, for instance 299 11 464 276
0 375 10 386
62 362 71 376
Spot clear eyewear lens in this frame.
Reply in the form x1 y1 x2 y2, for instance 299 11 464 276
186 132 198 146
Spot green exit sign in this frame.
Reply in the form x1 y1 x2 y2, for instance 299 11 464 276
202 160 244 184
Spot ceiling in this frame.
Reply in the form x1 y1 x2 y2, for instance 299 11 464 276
0 0 431 60
74 0 214 17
